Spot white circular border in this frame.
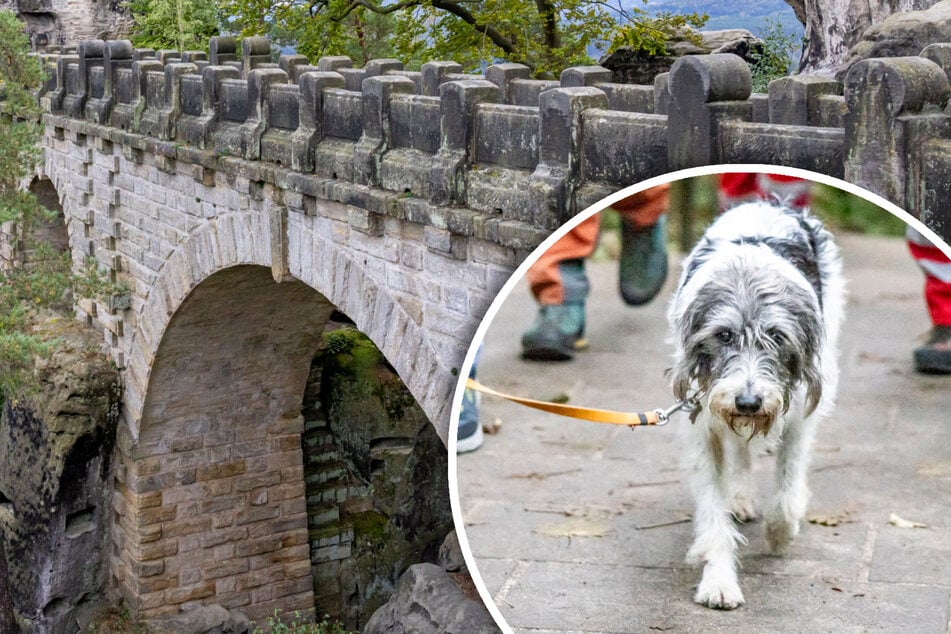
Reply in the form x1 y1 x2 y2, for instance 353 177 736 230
447 163 951 632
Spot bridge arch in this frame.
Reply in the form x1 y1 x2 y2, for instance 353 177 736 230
113 210 448 622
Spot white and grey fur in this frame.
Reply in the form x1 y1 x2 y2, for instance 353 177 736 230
667 200 844 610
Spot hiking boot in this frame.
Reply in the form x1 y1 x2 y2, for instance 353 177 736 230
914 325 951 374
521 303 587 361
619 215 668 306
457 385 483 453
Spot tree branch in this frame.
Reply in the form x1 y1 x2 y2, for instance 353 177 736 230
319 0 520 57
327 0 424 20
430 0 518 55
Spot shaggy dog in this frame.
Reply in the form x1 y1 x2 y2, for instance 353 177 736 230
667 200 844 609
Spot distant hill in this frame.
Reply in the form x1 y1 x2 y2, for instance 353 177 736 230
645 0 803 40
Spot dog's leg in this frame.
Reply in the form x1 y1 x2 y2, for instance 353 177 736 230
685 423 746 609
765 414 817 554
727 439 756 522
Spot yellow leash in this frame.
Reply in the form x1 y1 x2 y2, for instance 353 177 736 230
466 378 700 428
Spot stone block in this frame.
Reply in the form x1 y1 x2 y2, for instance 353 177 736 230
317 56 352 72
166 581 215 604
235 504 281 526
667 54 751 170
421 61 463 96
354 75 416 186
430 79 499 205
196 460 247 482
845 56 951 207
485 63 531 103
768 75 842 126
560 65 612 87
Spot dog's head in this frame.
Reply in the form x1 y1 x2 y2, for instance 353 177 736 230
668 245 824 438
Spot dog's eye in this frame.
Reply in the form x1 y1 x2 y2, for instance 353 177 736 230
716 330 734 345
767 328 785 344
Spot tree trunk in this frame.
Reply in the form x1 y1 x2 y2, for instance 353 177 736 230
789 0 941 74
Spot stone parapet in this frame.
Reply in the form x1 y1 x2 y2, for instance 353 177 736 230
20 36 874 229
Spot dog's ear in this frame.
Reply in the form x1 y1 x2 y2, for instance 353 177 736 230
671 360 691 402
802 355 823 416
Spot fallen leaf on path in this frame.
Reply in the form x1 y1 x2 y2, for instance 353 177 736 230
482 417 502 435
889 513 927 528
808 511 852 527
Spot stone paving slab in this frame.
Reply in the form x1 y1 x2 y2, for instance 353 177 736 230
457 233 951 633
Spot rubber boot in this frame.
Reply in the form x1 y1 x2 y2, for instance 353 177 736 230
619 215 668 306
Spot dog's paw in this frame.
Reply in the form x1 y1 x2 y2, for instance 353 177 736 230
731 495 757 523
766 517 799 554
694 575 745 610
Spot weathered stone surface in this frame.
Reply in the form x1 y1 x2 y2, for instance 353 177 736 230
3 0 132 50
438 530 467 573
0 313 121 633
838 1 951 78
303 325 453 630
149 604 252 634
600 29 764 85
363 564 499 634
844 56 951 212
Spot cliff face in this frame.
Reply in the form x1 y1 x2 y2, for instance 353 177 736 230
787 0 942 74
0 315 121 632
2 0 133 49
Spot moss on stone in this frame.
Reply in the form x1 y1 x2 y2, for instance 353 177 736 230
350 511 388 541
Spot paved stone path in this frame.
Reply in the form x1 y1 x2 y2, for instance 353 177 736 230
457 232 951 633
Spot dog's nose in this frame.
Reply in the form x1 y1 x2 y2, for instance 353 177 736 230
735 392 763 415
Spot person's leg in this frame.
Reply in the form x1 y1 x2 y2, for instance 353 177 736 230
457 353 483 452
522 215 599 360
614 184 669 306
907 227 951 374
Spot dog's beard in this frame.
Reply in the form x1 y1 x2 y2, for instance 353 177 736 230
707 376 784 439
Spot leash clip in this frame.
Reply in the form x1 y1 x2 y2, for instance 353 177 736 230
651 393 702 426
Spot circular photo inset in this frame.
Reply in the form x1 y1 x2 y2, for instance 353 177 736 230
451 167 951 633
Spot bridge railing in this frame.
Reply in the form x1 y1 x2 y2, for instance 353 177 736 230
13 36 951 241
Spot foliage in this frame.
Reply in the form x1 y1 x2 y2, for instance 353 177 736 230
219 0 704 77
811 184 906 237
127 0 221 52
251 610 353 634
748 17 798 93
0 11 44 209
0 10 125 398
609 9 708 56
82 604 154 633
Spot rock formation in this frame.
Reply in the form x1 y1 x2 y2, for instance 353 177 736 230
364 532 499 634
600 29 764 85
786 0 942 75
1 0 132 50
836 0 951 77
0 313 121 632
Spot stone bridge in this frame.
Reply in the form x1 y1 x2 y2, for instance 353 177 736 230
6 33 951 627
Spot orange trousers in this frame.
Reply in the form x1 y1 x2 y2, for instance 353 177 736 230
527 184 669 305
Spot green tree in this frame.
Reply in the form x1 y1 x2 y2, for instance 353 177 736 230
128 0 221 52
749 17 797 92
220 0 705 77
0 10 124 398
0 10 50 394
